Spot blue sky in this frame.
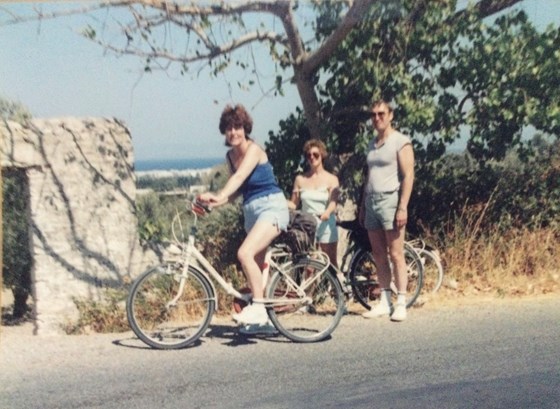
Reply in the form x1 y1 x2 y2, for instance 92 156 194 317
1 1 558 161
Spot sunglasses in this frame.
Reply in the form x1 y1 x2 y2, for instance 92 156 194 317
306 152 321 160
371 111 387 119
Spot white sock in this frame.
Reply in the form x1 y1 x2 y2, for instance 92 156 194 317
380 289 392 307
397 292 406 305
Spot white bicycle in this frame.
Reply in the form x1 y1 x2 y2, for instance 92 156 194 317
126 201 345 349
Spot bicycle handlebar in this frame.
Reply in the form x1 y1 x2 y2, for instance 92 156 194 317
192 198 212 216
336 218 361 231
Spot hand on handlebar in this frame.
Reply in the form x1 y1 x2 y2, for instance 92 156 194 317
192 196 213 216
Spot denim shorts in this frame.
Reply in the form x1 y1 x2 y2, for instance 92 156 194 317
364 190 399 231
316 215 338 244
242 192 290 233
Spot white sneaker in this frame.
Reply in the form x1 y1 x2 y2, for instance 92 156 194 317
239 321 278 336
390 303 407 322
232 303 268 325
362 302 391 319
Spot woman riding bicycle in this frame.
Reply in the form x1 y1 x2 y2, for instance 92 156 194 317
198 104 289 326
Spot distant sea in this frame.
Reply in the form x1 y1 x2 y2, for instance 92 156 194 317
135 157 224 172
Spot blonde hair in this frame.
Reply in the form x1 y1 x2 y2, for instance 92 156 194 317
303 138 328 160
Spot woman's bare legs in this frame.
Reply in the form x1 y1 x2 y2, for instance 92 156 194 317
362 227 407 319
385 226 407 293
385 226 408 321
237 221 281 299
367 228 391 288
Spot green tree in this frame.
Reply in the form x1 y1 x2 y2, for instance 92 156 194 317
314 0 559 161
267 0 559 198
1 0 525 142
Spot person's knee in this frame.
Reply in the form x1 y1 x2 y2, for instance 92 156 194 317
237 245 252 265
388 247 405 265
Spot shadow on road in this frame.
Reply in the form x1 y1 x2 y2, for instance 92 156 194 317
109 322 291 350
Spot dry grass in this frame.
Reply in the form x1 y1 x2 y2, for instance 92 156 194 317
57 216 560 333
421 204 560 304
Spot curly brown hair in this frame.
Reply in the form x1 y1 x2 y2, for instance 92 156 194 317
219 104 253 136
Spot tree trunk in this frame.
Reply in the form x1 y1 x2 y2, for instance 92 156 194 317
293 69 323 140
278 0 377 141
275 1 323 140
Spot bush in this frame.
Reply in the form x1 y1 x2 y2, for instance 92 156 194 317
2 169 32 319
62 289 129 334
135 193 184 243
412 136 560 238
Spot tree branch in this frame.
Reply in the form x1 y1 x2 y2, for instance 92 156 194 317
449 0 523 25
302 0 375 75
132 0 289 17
96 29 286 62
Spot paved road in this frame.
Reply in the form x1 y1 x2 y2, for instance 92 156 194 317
1 296 559 409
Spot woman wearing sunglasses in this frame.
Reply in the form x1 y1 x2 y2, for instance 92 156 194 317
359 99 415 322
288 139 340 268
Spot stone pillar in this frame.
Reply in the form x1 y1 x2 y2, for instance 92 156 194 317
1 117 149 334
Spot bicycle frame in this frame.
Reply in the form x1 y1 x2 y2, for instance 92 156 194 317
170 206 332 311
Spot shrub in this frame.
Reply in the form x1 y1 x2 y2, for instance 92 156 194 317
2 169 32 319
62 289 129 334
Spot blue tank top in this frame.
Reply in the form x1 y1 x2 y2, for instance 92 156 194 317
240 162 282 204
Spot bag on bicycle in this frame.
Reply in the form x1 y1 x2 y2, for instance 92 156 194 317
282 210 317 254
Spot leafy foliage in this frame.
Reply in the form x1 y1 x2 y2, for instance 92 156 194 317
411 135 560 238
311 0 560 163
0 95 32 123
2 96 33 320
135 168 245 279
196 203 245 280
62 289 129 334
2 169 32 319
268 0 560 236
267 108 310 192
135 193 181 243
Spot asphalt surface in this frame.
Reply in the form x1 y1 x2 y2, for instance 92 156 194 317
1 295 559 409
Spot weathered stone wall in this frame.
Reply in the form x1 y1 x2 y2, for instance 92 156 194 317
1 117 152 334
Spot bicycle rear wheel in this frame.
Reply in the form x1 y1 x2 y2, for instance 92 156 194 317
403 242 423 307
349 243 423 310
127 263 215 349
419 248 444 293
266 257 344 343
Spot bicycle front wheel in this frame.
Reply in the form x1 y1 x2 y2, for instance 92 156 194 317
127 263 215 349
266 257 345 343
